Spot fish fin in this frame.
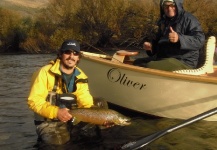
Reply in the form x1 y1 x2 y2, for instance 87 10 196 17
98 125 107 130
72 117 81 125
81 123 96 130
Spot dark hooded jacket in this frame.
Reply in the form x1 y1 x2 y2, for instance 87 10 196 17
148 0 205 68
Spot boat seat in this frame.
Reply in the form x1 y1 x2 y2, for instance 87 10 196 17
173 36 216 75
111 50 139 63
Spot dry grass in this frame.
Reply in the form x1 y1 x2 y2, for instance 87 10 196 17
0 0 49 16
2 0 48 8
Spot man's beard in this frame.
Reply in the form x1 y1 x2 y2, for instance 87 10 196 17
62 63 74 70
63 58 75 69
61 57 79 70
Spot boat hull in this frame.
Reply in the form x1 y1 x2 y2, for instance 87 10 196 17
79 55 217 121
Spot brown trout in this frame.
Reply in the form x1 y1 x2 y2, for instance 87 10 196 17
69 108 131 126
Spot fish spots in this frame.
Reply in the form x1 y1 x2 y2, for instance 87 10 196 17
69 108 131 126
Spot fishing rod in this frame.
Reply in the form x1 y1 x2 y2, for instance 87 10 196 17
115 106 217 150
81 40 113 57
80 40 135 63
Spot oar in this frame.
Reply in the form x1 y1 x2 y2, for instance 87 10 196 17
116 107 217 150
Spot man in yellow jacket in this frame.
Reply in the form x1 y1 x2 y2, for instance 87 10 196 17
28 39 94 145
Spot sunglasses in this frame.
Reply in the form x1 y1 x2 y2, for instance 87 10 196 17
163 3 176 9
63 50 80 56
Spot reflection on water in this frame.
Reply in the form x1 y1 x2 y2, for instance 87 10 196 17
0 54 217 150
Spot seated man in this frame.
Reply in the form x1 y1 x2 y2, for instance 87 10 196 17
133 0 205 71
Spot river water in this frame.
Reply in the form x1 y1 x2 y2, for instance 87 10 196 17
1 53 217 150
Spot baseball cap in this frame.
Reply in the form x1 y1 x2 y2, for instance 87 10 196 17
161 0 174 6
60 39 80 53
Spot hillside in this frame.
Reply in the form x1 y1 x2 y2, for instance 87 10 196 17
0 0 48 16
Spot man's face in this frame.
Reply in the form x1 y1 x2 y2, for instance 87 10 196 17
61 50 80 69
163 2 177 18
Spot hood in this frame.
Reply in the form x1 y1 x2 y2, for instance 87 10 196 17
159 0 184 19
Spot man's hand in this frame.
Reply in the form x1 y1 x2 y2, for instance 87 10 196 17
57 108 72 122
143 42 152 51
169 27 179 43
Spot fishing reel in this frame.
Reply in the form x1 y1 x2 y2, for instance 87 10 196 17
48 91 78 109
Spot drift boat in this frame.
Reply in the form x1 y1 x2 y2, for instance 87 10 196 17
79 36 217 121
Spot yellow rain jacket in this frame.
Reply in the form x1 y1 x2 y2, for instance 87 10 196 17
28 59 93 120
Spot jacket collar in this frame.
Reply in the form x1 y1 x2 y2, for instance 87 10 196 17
49 59 85 79
49 59 62 76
